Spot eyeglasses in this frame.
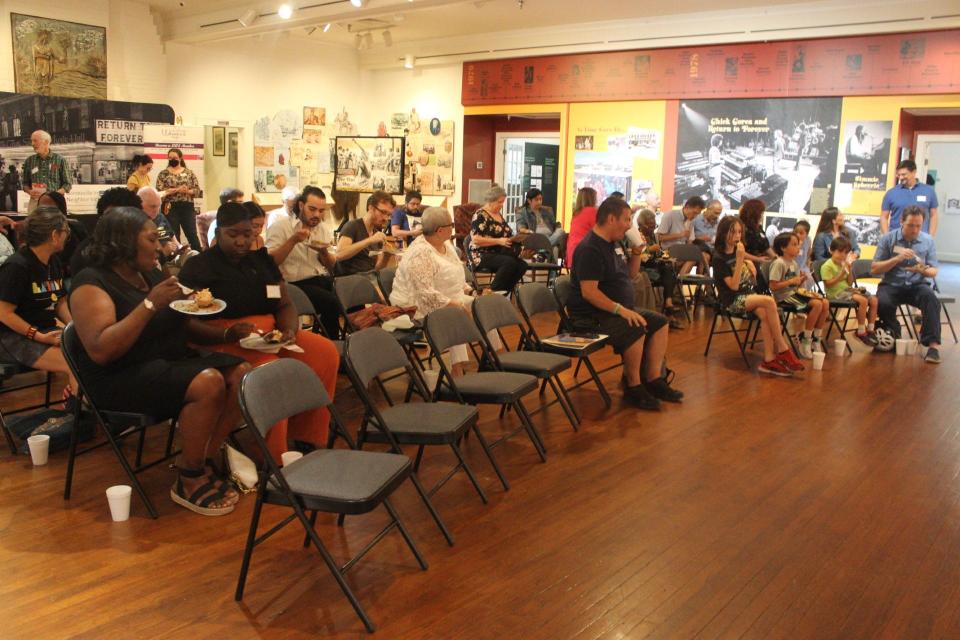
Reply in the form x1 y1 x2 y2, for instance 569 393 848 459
375 207 393 216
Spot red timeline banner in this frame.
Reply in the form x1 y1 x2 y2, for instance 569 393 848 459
462 29 960 106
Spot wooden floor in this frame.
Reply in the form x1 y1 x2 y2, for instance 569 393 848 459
2 301 960 639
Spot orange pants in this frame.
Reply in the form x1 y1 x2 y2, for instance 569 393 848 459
199 315 339 462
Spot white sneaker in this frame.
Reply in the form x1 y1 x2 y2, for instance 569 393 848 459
798 339 814 359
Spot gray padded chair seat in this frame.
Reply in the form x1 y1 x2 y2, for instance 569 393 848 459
267 449 411 515
368 402 478 445
439 371 537 404
495 351 571 377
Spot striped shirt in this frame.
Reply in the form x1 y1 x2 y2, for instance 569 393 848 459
21 152 71 193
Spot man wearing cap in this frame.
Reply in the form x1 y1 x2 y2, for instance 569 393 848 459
21 130 71 212
267 186 299 229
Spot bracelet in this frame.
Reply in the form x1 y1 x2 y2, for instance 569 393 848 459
26 326 37 341
612 303 622 316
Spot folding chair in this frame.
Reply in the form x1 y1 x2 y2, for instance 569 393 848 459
0 361 53 455
376 266 397 302
551 275 617 408
423 307 546 463
472 293 580 431
812 258 856 354
60 324 179 519
464 233 495 291
703 296 759 369
933 280 958 344
521 232 563 285
667 243 714 321
345 327 506 501
235 359 428 634
760 261 801 356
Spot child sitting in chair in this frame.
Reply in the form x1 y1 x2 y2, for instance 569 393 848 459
819 235 879 348
769 232 828 359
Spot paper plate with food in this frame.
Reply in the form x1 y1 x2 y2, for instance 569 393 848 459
238 330 304 353
169 289 227 315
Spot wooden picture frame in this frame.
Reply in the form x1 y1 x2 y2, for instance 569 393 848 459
334 136 405 195
212 126 226 157
11 13 107 99
228 131 238 167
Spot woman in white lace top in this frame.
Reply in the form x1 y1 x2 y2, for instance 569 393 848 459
391 207 500 375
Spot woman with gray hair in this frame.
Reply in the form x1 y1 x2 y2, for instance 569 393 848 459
391 207 501 375
468 186 527 293
0 205 75 388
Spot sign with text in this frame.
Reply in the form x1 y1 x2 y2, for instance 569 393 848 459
463 29 960 105
95 119 144 145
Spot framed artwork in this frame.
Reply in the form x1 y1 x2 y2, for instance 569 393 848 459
228 131 238 167
334 136 405 195
11 13 107 99
212 126 225 156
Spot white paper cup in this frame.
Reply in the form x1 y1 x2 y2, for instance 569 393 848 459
895 339 909 355
812 351 826 370
833 339 847 356
908 339 919 355
105 485 132 522
27 434 50 466
281 451 303 467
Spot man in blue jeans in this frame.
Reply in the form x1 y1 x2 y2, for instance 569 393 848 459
871 205 942 363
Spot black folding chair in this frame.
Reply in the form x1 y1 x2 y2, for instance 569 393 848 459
811 258 856 354
521 232 563 285
376 266 397 302
235 358 428 634
60 323 179 519
667 243 714 321
345 327 506 500
703 297 759 369
423 307 546 463
0 361 53 455
472 293 580 431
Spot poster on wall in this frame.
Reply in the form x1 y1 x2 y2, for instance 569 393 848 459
0 92 174 212
607 128 660 160
573 151 635 202
335 136 404 194
10 14 107 99
253 110 302 193
143 125 205 212
403 119 455 196
673 98 842 214
836 120 892 193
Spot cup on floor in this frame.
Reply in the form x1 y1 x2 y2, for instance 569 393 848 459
812 351 826 370
27 434 50 466
281 451 303 467
833 339 847 356
895 339 910 355
908 339 919 355
105 485 132 522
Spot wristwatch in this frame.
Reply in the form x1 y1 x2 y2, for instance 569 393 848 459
142 298 155 311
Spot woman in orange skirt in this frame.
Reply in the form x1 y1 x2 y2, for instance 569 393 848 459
178 202 339 461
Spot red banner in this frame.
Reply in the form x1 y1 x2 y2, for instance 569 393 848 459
462 30 960 106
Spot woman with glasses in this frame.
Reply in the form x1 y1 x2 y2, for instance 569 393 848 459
335 190 394 275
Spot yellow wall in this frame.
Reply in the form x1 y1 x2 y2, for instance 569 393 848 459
839 94 960 216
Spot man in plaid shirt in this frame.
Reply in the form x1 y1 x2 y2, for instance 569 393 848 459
21 130 71 212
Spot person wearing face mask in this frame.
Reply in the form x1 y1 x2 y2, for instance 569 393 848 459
265 186 340 338
155 148 201 250
0 206 75 389
881 159 939 236
178 203 340 460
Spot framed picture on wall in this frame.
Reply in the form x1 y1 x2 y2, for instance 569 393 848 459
212 127 226 156
228 131 238 167
11 13 107 99
334 136 405 194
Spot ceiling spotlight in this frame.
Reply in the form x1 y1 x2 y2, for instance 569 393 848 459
382 30 393 47
364 32 373 48
322 22 332 32
238 8 258 27
278 3 293 19
350 0 366 7
404 54 415 69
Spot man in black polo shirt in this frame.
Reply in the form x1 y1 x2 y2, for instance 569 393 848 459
568 196 683 410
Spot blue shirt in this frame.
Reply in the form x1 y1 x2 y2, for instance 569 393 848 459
873 228 938 288
812 229 859 261
881 182 938 233
692 214 718 243
390 206 421 246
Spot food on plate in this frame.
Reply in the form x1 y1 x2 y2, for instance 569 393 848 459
262 329 284 344
194 288 214 308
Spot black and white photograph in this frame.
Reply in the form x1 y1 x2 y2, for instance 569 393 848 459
763 215 799 245
836 120 892 192
673 98 842 214
845 214 882 246
334 136 404 194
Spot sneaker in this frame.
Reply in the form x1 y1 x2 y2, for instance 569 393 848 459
643 377 684 403
798 339 814 360
856 331 878 347
758 359 793 377
925 347 942 364
776 349 805 372
668 317 685 330
624 383 661 410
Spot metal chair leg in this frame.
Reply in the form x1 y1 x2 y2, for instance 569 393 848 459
1 410 17 455
235 489 266 601
941 303 958 343
450 442 488 504
470 423 510 491
514 401 547 461
382 497 428 570
407 473 454 546
581 357 612 408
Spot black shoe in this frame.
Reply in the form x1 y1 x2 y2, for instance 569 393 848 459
643 377 684 403
925 347 942 364
624 383 661 410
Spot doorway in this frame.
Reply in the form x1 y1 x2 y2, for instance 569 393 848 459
916 134 960 261
494 133 560 225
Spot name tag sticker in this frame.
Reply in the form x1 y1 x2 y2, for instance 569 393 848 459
614 247 625 257
266 285 281 299
31 167 39 174
917 195 927 202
